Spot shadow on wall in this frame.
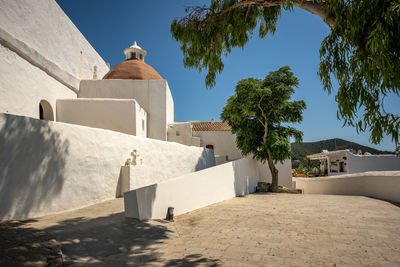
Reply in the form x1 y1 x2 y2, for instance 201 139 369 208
37 212 221 266
124 184 158 220
0 114 69 219
195 148 216 171
233 159 258 197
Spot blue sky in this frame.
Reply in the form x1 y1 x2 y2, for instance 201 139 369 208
56 0 398 151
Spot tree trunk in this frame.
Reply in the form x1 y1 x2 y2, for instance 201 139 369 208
266 148 279 192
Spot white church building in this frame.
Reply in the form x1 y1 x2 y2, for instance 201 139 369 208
0 0 291 220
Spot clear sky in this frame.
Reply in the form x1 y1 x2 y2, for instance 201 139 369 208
56 0 399 151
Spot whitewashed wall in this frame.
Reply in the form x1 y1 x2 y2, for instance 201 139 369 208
294 171 400 203
56 98 147 137
79 80 172 141
0 113 215 220
192 130 292 187
125 158 259 220
347 153 400 174
257 159 293 188
192 131 242 160
0 0 109 119
167 122 200 146
0 43 76 119
0 0 109 82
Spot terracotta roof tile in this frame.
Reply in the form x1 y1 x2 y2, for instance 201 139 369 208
103 59 162 80
191 121 231 131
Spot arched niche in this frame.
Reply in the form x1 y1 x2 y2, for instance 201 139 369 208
39 100 54 121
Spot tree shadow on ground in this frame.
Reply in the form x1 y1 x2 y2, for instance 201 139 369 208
0 219 63 266
0 114 69 220
41 212 220 266
164 254 220 266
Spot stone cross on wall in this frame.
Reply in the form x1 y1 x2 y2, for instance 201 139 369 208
125 149 143 166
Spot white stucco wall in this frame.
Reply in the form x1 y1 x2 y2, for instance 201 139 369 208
135 104 147 138
0 113 215 220
0 0 109 82
0 0 110 119
56 98 147 137
191 130 291 187
124 158 259 220
257 159 293 188
294 171 400 203
192 131 243 160
347 153 400 174
0 43 77 119
79 80 172 141
167 122 200 146
166 83 174 124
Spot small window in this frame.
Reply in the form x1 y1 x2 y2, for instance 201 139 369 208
176 131 180 136
139 54 143 60
142 120 145 131
206 144 214 150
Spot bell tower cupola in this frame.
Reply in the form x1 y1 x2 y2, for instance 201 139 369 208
124 41 147 61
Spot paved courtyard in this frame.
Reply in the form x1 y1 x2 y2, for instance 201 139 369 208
26 193 400 266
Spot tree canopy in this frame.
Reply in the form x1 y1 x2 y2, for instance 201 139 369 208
221 66 306 191
171 0 400 145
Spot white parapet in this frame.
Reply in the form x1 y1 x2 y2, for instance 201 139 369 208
124 158 259 220
294 171 400 203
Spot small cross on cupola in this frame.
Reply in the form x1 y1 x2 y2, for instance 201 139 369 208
124 41 147 61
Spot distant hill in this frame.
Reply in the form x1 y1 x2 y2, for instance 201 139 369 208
291 138 393 168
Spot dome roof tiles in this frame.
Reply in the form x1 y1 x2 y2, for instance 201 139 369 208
102 59 162 80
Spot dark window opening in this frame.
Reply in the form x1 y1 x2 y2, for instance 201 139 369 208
39 104 44 120
39 100 54 121
206 144 214 150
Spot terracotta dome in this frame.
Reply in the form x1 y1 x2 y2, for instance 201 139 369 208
103 59 162 80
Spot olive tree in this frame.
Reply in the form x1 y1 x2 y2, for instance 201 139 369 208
221 66 306 192
171 0 400 145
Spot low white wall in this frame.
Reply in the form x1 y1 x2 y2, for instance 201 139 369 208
348 153 400 173
294 171 400 203
192 131 242 160
257 159 292 188
56 98 147 137
125 158 259 220
79 80 171 141
0 113 215 220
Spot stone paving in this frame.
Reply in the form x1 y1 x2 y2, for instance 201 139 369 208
27 193 400 266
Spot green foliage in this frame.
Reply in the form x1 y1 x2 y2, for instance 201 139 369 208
318 0 400 145
171 0 400 145
304 157 313 171
296 163 305 174
221 66 306 165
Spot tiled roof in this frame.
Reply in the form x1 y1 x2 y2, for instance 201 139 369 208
191 121 231 131
103 59 162 80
